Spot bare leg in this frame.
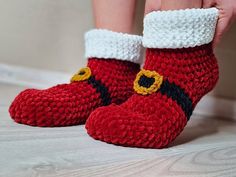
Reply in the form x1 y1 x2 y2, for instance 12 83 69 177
161 0 202 10
145 0 202 14
93 0 136 34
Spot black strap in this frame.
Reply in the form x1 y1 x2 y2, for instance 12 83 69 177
87 76 112 106
159 80 193 120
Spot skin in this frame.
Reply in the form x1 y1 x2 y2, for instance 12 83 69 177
145 0 236 47
93 0 236 46
203 0 236 46
145 0 202 12
92 0 136 34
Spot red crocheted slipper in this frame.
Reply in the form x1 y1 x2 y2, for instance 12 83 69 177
9 29 142 127
86 8 219 148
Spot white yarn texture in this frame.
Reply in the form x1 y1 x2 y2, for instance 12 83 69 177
143 8 219 49
85 29 143 63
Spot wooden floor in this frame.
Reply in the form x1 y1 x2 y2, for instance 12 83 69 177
1 82 236 177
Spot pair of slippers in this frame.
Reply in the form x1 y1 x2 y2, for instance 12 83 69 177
9 8 219 148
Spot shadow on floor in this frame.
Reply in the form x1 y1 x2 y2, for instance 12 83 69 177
169 116 233 147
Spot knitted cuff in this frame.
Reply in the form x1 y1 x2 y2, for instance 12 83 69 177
85 29 143 63
143 8 219 49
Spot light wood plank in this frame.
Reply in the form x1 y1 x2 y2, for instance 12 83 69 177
1 83 236 177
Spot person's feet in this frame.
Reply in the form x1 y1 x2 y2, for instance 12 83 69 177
86 91 188 148
9 58 140 127
86 44 219 148
86 8 219 148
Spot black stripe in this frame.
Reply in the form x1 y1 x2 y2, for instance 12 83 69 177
87 76 111 106
159 80 193 120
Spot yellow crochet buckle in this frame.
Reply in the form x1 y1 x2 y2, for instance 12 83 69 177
70 67 92 82
134 69 163 95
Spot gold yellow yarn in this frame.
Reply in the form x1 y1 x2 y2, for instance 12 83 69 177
134 69 163 95
70 67 92 82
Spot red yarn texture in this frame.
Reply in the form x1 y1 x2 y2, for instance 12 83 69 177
86 44 219 148
9 58 140 127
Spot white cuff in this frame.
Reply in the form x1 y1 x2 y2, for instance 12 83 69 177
143 8 219 49
85 29 143 63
